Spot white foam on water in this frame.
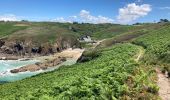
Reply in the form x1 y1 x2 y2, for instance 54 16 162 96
0 58 77 82
0 59 39 81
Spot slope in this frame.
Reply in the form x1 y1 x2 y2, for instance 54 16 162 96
0 44 158 99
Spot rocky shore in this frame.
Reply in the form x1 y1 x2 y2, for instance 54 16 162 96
10 57 66 73
10 48 84 73
0 36 83 73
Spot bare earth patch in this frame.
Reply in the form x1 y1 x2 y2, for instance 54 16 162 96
156 69 170 100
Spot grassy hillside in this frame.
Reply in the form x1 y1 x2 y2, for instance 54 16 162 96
0 44 158 99
1 22 170 99
97 23 164 48
5 22 74 44
0 22 155 43
133 23 170 74
0 22 28 38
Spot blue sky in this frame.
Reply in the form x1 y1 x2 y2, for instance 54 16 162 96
0 0 170 24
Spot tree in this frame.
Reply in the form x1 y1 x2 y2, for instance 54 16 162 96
159 19 169 23
21 20 29 22
73 22 78 24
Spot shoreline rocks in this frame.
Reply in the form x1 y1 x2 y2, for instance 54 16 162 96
10 57 66 73
8 48 84 73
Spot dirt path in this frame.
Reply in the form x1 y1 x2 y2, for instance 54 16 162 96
134 46 170 100
134 47 144 62
156 69 170 100
134 47 170 100
93 39 106 48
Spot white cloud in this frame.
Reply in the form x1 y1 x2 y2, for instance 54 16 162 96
97 16 114 23
160 7 170 10
79 10 114 24
80 10 96 22
0 14 20 21
117 3 152 24
51 17 72 23
69 16 77 19
50 11 114 24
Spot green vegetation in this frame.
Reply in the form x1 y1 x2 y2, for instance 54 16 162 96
0 44 158 99
1 21 170 99
0 22 155 43
98 23 164 48
133 23 170 75
0 22 28 38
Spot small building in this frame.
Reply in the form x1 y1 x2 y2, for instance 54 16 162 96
79 35 93 43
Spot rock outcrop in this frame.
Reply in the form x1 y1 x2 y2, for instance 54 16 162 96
10 57 66 73
0 40 5 47
0 46 13 54
0 34 80 61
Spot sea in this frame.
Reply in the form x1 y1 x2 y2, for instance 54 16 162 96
0 58 77 82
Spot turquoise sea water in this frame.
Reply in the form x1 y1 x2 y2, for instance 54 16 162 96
0 58 77 82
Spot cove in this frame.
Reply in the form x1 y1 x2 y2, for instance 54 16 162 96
0 58 77 82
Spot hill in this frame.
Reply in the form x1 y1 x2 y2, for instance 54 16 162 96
0 43 158 99
0 22 170 99
133 23 170 75
0 21 153 58
0 22 156 43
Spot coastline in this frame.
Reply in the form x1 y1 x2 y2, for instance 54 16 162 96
0 48 84 82
0 48 84 73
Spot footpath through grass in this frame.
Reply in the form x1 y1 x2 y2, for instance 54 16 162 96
133 23 170 75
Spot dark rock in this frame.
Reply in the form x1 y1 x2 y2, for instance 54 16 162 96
32 48 38 53
35 62 42 66
61 57 66 61
14 43 23 51
57 48 60 52
168 72 170 78
10 69 19 73
48 48 53 54
0 40 5 47
37 46 42 53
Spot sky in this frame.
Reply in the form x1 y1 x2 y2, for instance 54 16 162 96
0 0 170 24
